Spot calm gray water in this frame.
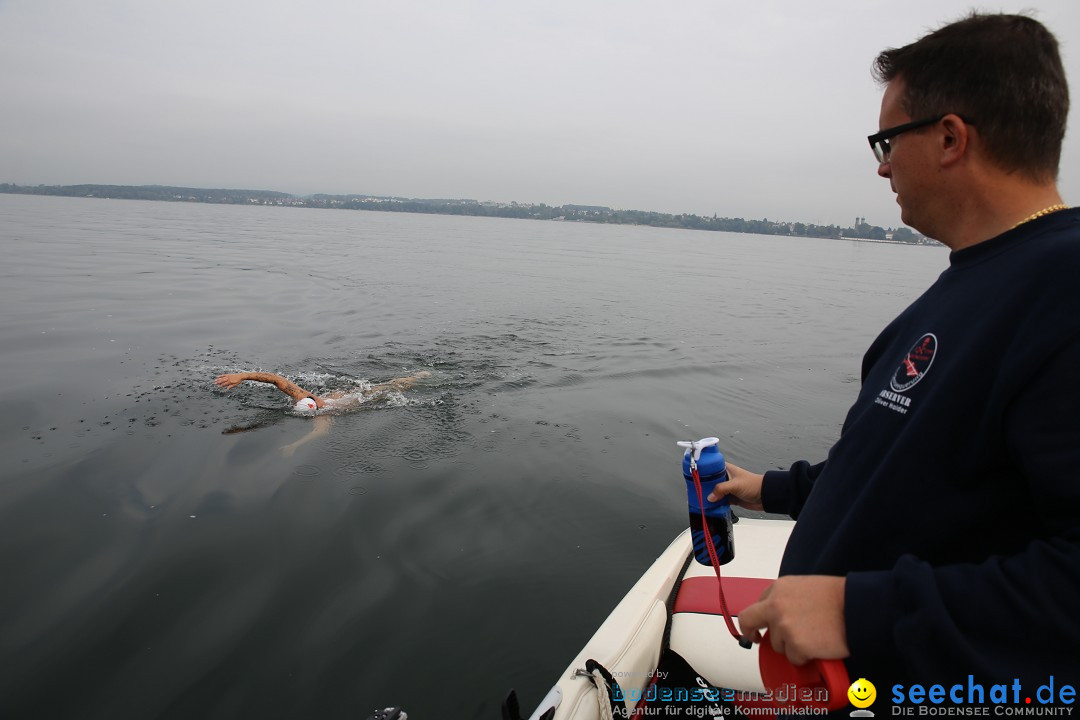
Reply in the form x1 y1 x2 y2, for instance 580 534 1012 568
0 194 945 719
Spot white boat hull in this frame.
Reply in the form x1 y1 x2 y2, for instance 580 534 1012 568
527 518 796 719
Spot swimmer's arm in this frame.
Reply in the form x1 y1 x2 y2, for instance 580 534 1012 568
370 371 432 394
281 415 332 456
215 372 322 405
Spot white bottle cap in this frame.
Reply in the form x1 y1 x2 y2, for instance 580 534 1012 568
676 437 719 462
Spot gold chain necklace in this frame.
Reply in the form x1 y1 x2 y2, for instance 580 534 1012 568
1011 203 1069 229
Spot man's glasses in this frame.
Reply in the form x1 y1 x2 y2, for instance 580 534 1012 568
868 115 975 163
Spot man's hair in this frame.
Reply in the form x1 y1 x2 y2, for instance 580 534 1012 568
873 13 1069 182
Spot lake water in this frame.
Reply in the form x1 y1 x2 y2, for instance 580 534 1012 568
0 194 946 719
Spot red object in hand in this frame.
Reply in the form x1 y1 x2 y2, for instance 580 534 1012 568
758 636 851 712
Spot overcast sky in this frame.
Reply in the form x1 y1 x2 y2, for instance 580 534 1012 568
3 0 1079 228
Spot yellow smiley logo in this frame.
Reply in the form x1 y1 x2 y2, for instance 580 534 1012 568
848 678 877 709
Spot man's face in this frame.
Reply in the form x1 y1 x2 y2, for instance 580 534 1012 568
877 79 934 232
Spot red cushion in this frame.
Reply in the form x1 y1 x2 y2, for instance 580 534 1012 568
672 576 773 616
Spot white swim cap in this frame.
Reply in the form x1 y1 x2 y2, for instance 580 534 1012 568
294 397 317 412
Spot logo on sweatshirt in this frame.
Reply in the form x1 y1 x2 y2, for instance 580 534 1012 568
890 333 937 393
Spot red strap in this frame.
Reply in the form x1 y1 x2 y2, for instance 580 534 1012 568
690 465 743 642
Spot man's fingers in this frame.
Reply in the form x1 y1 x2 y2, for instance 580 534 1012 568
768 629 787 658
737 599 769 643
759 624 810 667
706 462 764 509
707 478 749 502
787 646 810 667
707 484 731 502
744 576 849 665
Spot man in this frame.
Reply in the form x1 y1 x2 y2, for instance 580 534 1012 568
715 14 1078 692
214 370 431 411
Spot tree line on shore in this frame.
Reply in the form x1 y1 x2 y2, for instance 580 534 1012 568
0 183 931 245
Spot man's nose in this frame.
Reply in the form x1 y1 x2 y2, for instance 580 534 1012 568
877 160 891 179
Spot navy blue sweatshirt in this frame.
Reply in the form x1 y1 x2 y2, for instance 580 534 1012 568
761 209 1080 692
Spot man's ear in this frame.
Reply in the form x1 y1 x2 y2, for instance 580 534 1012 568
939 114 970 168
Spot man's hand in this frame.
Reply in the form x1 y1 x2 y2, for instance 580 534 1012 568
214 374 246 390
708 462 765 511
738 575 849 666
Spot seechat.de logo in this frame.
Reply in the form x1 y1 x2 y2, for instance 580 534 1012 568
890 675 1076 716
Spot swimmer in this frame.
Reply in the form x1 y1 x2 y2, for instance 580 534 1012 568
215 369 432 455
214 370 431 412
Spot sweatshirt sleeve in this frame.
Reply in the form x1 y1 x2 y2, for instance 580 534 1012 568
846 537 1080 683
844 334 1080 684
761 460 826 519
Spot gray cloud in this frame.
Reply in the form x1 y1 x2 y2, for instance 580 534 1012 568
3 0 1078 228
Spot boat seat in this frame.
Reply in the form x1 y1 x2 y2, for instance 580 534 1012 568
669 573 772 692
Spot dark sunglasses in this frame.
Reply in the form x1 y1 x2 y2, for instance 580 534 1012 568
868 115 976 163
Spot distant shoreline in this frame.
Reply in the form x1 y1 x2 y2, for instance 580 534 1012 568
0 183 935 246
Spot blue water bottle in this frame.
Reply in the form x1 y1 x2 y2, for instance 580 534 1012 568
679 437 735 566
